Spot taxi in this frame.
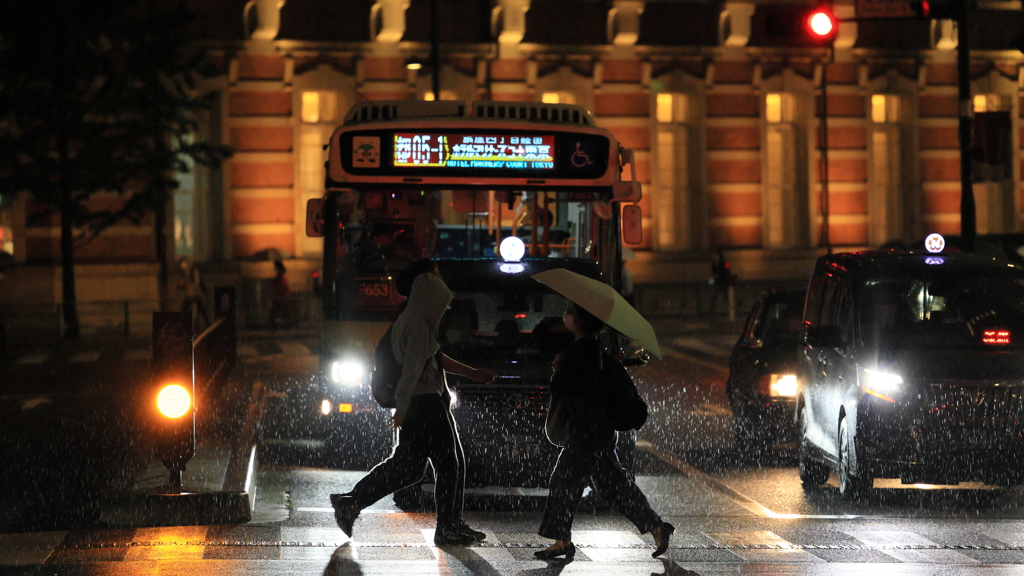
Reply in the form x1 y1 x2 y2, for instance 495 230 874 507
797 236 1024 497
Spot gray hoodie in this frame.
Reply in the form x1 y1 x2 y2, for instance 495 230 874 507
391 272 453 419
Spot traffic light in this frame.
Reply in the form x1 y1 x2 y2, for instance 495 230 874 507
910 0 960 20
763 4 838 46
151 312 195 490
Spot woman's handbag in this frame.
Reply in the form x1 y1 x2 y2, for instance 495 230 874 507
544 392 570 447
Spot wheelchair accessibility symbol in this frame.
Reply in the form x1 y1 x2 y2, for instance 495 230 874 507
569 140 596 170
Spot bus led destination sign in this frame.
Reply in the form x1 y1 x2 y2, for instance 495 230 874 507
393 133 555 170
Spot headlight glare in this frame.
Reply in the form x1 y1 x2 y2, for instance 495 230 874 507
769 374 798 397
863 368 903 392
330 359 366 385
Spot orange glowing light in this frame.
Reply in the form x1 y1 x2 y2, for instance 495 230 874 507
338 403 353 413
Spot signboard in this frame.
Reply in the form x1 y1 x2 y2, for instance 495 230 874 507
393 133 556 170
856 0 916 18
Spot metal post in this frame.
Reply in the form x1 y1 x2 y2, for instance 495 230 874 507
430 0 440 101
820 48 832 254
958 1 975 252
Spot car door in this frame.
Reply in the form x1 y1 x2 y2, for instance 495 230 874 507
799 272 830 452
816 275 855 459
728 299 764 407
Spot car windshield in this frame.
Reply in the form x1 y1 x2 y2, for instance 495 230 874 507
439 287 570 362
859 271 1024 350
758 296 804 346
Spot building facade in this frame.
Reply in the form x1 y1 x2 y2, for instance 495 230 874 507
1 0 1022 328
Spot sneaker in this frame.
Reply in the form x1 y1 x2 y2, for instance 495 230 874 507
433 527 476 546
454 522 486 542
330 493 359 537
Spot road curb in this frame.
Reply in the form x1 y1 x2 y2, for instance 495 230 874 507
97 381 264 527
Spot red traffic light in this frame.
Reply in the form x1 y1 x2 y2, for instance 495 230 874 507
807 9 836 40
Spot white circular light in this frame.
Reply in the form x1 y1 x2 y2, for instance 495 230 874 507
330 359 365 385
499 236 526 262
924 233 945 253
156 384 191 419
499 263 525 274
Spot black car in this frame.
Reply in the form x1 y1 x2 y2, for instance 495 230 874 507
727 286 805 455
797 249 1024 498
395 257 638 504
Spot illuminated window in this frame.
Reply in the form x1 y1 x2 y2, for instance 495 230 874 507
301 91 338 124
765 93 795 124
656 93 686 124
174 134 198 258
871 94 899 123
653 93 690 249
541 92 576 105
423 90 459 101
974 94 1009 113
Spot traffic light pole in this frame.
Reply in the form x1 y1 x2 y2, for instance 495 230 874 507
819 46 833 255
957 0 976 252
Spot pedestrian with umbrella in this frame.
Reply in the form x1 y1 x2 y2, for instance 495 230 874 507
530 269 673 560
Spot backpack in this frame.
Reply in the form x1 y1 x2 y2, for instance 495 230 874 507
601 351 648 432
371 326 402 408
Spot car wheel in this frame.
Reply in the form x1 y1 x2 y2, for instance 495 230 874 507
838 416 872 499
798 406 829 488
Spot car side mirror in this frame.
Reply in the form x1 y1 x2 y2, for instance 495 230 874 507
742 337 763 349
806 325 842 348
622 350 651 367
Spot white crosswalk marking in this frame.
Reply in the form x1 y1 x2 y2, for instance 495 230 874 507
123 349 151 360
279 342 313 357
69 351 101 363
16 351 49 365
238 344 259 358
845 530 979 564
671 337 732 358
706 531 824 563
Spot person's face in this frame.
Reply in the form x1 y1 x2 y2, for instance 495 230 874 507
562 302 580 331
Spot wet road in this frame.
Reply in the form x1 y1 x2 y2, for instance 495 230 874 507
8 330 1024 573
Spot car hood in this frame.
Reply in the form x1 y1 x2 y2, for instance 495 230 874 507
868 348 1024 382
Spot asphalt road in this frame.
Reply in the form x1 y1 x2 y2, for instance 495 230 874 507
8 326 1024 574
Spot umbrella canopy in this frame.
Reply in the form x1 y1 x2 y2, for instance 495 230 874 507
532 268 661 359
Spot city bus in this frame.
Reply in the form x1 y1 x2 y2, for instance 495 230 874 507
305 99 644 501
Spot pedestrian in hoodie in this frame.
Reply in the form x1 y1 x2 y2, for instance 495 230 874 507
330 269 497 546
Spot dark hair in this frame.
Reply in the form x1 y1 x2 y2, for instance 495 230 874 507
274 260 286 275
396 259 438 297
567 302 605 334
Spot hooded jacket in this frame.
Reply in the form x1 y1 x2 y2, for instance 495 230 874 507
391 272 453 419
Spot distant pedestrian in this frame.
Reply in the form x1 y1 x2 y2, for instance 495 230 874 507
177 257 209 331
270 260 291 327
535 300 674 560
705 249 736 319
330 267 498 546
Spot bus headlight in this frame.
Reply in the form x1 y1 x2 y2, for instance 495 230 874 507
330 359 366 386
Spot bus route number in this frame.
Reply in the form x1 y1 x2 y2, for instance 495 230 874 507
358 281 390 300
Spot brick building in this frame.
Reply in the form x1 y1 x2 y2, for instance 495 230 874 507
1 0 1022 332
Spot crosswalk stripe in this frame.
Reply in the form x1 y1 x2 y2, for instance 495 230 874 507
278 342 312 357
16 351 49 365
69 351 101 363
706 531 825 563
845 530 980 564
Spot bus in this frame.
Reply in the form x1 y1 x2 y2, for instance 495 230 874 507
305 100 644 501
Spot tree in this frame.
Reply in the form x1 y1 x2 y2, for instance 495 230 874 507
0 0 231 339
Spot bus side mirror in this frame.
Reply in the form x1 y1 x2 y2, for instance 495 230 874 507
306 199 324 237
622 204 642 245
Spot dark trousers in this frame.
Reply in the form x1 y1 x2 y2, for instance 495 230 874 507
538 434 661 541
348 393 465 529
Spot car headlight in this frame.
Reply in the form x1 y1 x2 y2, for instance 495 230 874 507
862 368 903 402
329 359 366 386
769 374 798 397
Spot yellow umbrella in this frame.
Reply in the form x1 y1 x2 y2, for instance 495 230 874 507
532 268 661 359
